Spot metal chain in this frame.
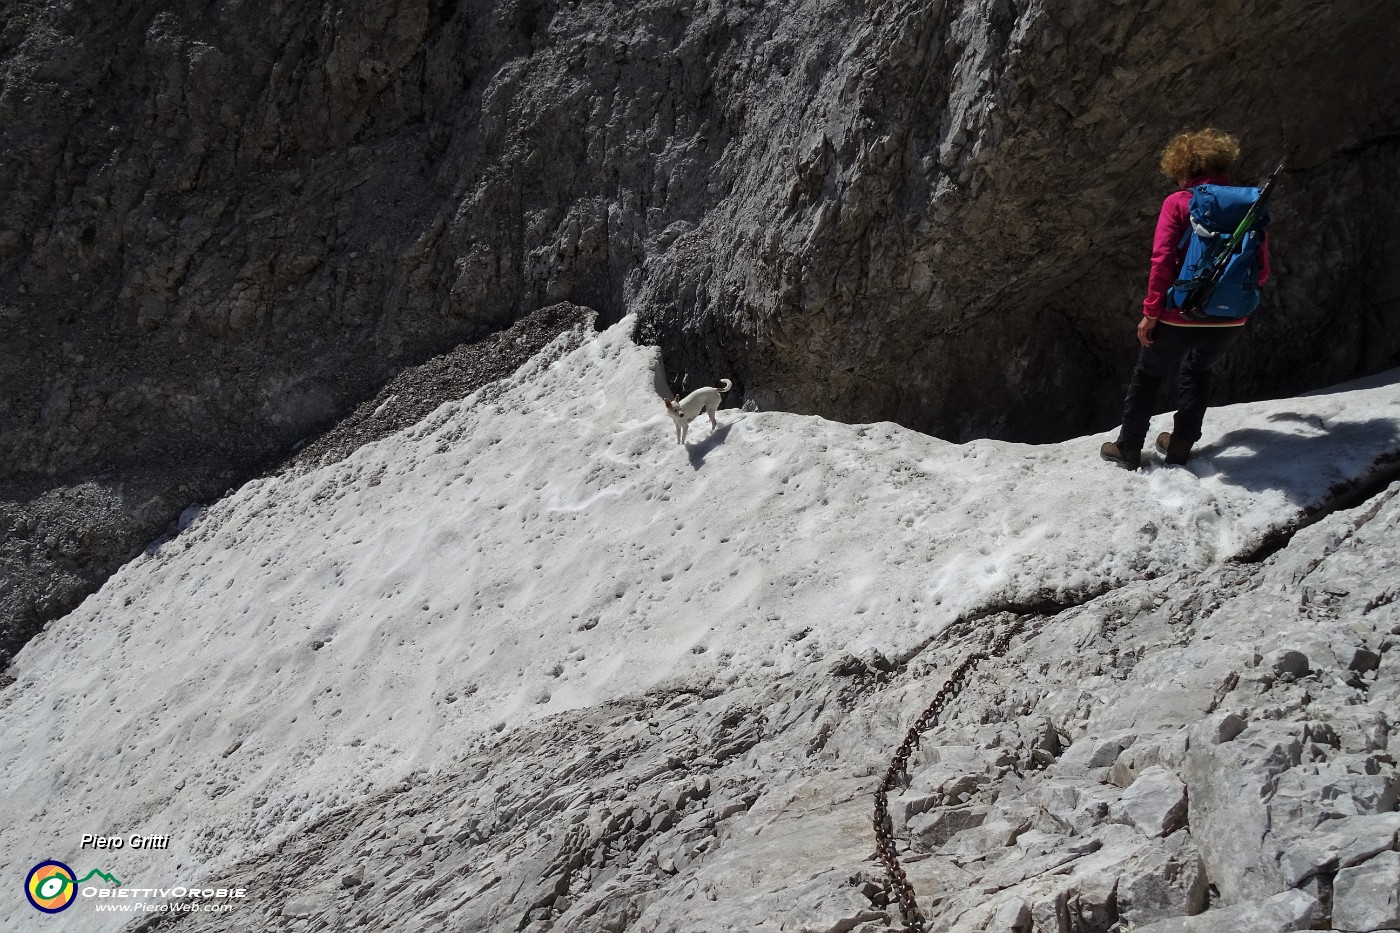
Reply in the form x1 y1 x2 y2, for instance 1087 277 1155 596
872 617 1026 932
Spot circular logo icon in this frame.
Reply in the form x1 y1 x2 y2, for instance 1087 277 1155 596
26 861 77 913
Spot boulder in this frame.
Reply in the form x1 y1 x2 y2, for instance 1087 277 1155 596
1112 766 1188 838
1114 832 1207 926
1333 850 1400 933
1132 889 1319 933
1183 724 1303 903
988 897 1032 933
1273 811 1400 887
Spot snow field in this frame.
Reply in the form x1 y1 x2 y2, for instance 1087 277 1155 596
1 317 1397 932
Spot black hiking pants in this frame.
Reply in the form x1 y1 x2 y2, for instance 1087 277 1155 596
1116 322 1243 452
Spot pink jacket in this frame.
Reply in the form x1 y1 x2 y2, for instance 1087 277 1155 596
1143 173 1270 326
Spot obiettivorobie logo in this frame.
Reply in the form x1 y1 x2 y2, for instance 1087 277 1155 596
25 860 247 917
25 861 123 913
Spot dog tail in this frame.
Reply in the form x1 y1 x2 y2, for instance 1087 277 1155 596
718 378 732 394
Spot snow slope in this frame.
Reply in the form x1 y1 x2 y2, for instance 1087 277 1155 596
2 317 1398 930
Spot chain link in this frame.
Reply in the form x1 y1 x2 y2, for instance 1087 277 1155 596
871 617 1026 932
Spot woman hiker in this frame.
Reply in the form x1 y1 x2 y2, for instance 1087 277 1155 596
1101 128 1271 470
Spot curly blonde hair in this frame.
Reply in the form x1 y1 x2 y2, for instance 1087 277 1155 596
1159 129 1240 183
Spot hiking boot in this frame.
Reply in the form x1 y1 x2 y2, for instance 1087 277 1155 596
1156 432 1193 465
1100 441 1141 470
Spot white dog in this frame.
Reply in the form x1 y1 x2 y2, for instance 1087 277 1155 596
664 379 731 444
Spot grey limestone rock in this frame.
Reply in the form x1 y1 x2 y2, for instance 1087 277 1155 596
1064 866 1118 933
944 814 1031 863
1270 756 1400 823
1268 648 1311 681
1193 711 1249 747
1113 831 1208 927
988 897 1031 933
1057 730 1136 776
1333 850 1400 933
1274 811 1400 888
1109 733 1189 789
280 894 326 919
906 804 988 848
1036 780 1116 838
1132 888 1320 933
1112 765 1187 839
1183 723 1303 903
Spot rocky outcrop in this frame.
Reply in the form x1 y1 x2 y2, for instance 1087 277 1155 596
3 5 1400 652
647 1 1400 438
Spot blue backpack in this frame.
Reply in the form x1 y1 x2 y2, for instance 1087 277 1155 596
1168 184 1270 319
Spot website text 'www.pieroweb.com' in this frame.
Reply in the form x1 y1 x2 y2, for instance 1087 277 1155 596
91 887 243 914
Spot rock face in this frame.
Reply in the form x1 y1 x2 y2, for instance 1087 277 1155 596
3 6 1400 643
